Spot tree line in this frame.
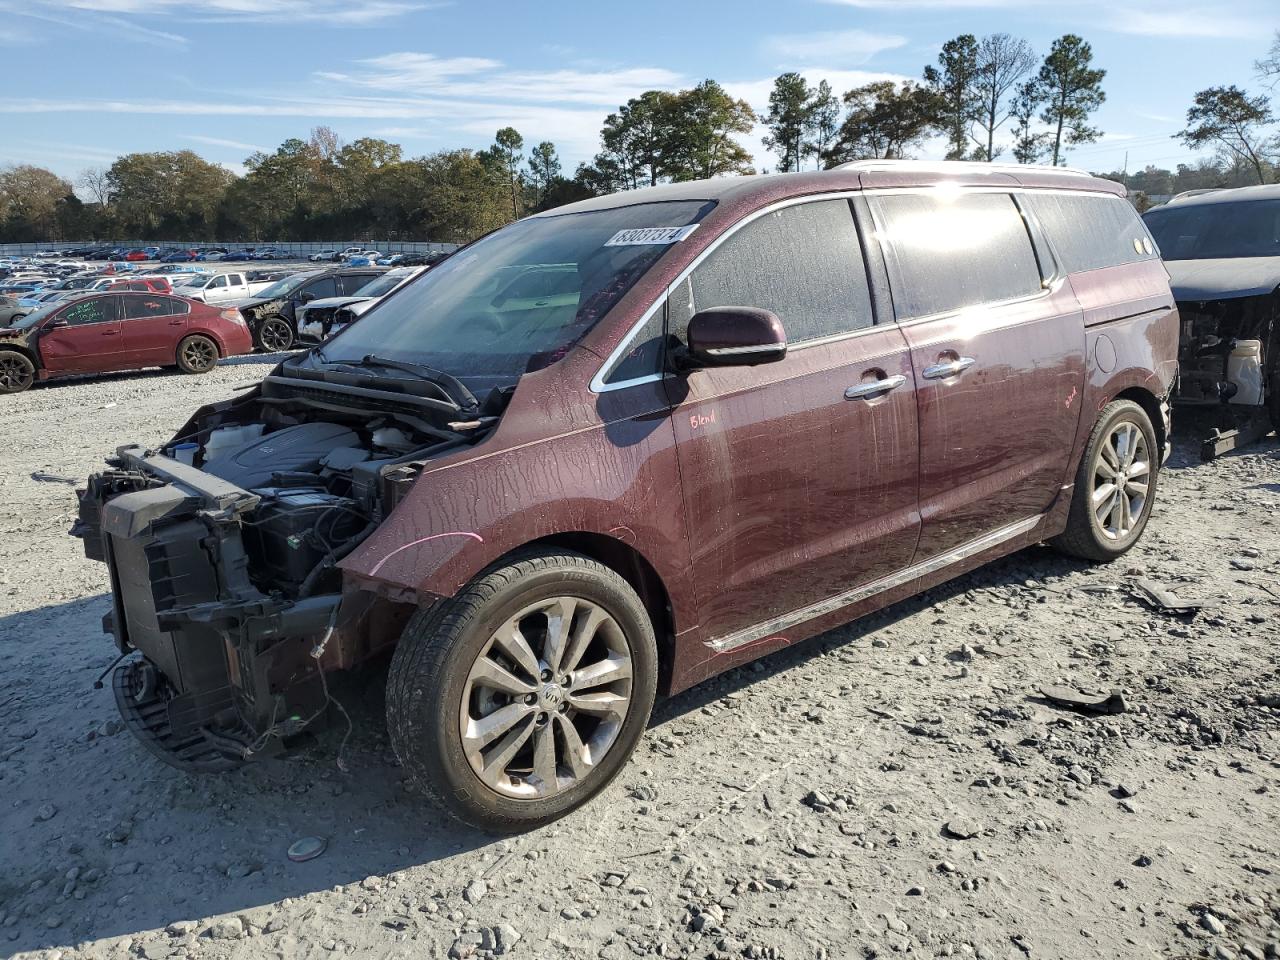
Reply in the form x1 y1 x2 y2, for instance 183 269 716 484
2 27 1276 245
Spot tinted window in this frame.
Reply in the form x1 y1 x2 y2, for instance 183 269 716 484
60 297 116 326
1024 192 1158 272
209 275 227 289
871 192 1042 319
1143 198 1280 261
677 199 873 344
120 296 173 320
303 277 338 300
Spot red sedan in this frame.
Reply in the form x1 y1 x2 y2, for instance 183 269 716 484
0 291 254 393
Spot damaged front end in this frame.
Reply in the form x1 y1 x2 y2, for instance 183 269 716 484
73 361 499 770
1173 289 1279 459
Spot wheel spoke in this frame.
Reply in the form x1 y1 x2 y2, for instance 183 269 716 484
531 722 558 795
1092 481 1117 507
1127 458 1149 480
492 621 541 681
1119 489 1133 534
555 714 591 778
465 702 534 749
477 718 536 788
469 656 537 697
567 691 629 717
570 652 632 692
1099 440 1121 472
541 597 577 674
560 604 609 675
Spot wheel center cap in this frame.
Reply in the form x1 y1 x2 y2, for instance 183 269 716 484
539 683 565 708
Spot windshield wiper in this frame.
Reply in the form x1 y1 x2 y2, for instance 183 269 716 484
326 355 479 414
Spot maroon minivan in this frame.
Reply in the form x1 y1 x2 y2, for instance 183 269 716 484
0 292 253 393
75 162 1178 830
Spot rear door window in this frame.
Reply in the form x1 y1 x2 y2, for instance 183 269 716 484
1023 192 1158 272
870 192 1043 320
120 296 173 320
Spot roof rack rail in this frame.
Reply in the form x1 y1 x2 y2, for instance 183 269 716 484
835 159 1092 177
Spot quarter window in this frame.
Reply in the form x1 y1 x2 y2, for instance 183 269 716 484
870 192 1043 320
1024 192 1159 272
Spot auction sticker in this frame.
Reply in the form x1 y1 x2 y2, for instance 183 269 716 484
604 224 700 246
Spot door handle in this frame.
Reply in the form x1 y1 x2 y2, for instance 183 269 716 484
168 320 184 325
100 329 119 336
845 374 907 400
921 356 975 380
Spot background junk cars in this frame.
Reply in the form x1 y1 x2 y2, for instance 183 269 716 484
73 162 1177 831
0 292 252 393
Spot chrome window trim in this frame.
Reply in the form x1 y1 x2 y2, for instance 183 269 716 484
589 184 1132 393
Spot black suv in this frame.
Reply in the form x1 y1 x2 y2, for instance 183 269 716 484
237 266 386 351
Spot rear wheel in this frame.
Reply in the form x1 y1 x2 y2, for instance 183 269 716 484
386 550 658 832
0 351 35 393
1052 399 1159 561
176 334 219 374
256 317 294 352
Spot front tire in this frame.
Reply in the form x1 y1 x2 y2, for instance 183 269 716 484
0 351 35 393
255 317 294 352
386 550 658 832
1052 399 1159 561
176 334 219 374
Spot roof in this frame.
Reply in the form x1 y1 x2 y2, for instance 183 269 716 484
1155 183 1280 209
534 162 1123 219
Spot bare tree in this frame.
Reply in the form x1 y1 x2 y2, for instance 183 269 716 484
77 166 112 206
971 34 1037 161
1257 31 1280 89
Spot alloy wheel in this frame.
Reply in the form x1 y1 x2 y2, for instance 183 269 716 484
0 354 33 392
259 319 293 352
459 596 634 800
182 338 217 371
1090 419 1150 541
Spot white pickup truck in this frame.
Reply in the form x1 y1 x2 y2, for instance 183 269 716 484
170 271 281 304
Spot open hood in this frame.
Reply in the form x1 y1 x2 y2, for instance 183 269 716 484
1165 257 1280 302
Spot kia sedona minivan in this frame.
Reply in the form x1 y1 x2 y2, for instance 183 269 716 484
75 161 1178 830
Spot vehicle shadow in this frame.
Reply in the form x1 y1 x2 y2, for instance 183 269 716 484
24 354 285 391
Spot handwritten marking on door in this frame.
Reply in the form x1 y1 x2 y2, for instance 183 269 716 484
689 410 717 431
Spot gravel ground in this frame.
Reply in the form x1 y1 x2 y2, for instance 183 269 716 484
1 359 1278 960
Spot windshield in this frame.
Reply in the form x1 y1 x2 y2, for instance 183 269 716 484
1145 199 1280 260
174 276 206 288
255 274 311 299
316 200 713 389
353 270 410 298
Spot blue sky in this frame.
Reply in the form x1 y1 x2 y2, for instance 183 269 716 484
0 0 1273 186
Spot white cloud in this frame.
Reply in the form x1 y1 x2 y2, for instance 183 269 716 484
30 0 428 27
1105 8 1256 39
180 134 272 153
764 29 907 65
820 0 1032 7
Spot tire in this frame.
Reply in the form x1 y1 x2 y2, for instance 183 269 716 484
1052 399 1159 562
386 549 658 832
255 317 294 352
9 315 24 325
176 334 219 374
0 351 35 394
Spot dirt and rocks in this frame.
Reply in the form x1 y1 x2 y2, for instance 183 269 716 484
1 358 1278 960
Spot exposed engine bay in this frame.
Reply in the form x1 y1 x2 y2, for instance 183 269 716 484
1172 290 1279 458
73 359 507 770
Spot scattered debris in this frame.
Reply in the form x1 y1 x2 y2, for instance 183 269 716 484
1038 686 1128 715
287 836 327 863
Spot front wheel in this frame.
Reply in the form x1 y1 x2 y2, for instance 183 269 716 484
1052 399 1159 561
386 550 658 832
176 334 219 374
255 317 294 352
0 351 35 393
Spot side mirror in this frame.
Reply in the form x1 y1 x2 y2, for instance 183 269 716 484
48 319 69 329
299 292 317 303
682 307 787 368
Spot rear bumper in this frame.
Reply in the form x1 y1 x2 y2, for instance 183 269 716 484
75 446 341 766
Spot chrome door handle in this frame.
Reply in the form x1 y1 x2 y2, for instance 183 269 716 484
921 356 975 380
845 374 907 400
